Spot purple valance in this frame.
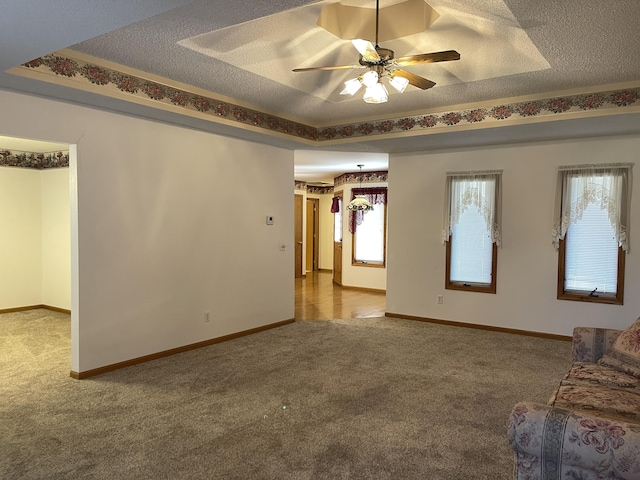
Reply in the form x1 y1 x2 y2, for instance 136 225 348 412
349 187 387 234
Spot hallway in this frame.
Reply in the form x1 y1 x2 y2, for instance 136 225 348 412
295 270 386 320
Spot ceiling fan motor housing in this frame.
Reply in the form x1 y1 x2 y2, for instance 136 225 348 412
359 47 394 66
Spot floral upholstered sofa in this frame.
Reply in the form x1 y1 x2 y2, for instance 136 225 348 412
508 319 640 480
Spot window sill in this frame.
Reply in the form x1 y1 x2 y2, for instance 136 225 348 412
445 282 496 294
352 261 385 268
558 291 623 305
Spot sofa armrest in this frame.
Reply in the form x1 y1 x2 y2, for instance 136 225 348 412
508 401 640 480
572 326 621 363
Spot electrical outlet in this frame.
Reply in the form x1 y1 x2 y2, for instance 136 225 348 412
437 295 443 304
205 311 210 322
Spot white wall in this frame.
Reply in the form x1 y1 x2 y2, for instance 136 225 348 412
0 89 294 373
0 166 70 311
336 182 387 291
41 168 71 309
0 167 42 308
388 135 640 336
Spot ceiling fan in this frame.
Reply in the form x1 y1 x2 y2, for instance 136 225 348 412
293 0 460 104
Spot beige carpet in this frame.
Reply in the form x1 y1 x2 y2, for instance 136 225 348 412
0 309 571 479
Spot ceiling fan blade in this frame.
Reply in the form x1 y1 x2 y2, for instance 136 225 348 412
351 38 380 62
396 50 460 67
293 64 366 72
393 69 436 90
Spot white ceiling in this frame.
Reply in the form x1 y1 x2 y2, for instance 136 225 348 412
1 0 640 183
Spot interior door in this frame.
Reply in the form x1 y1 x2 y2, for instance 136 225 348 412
294 194 304 278
306 198 319 272
333 194 343 285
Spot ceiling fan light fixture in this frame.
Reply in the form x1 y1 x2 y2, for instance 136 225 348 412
389 74 409 93
363 82 388 104
340 77 363 95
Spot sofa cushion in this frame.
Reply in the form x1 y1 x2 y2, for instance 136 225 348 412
548 362 640 423
599 317 640 378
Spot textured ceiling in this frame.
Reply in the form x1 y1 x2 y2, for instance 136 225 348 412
1 0 640 182
177 0 549 112
67 0 640 125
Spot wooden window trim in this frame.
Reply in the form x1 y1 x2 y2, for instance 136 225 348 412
352 203 387 268
445 240 497 294
557 238 625 305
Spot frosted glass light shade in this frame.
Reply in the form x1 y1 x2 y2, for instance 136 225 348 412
362 70 379 88
363 83 388 104
346 196 374 211
389 75 409 93
340 77 363 95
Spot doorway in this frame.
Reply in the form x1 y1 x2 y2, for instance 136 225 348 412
294 194 304 278
332 193 343 285
305 198 319 273
0 134 75 375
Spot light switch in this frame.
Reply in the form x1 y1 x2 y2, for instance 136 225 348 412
266 216 274 225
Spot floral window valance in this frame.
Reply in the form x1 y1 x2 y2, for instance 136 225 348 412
552 163 633 252
349 187 387 234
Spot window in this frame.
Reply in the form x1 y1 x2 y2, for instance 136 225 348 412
553 164 632 304
332 196 342 242
353 203 386 266
443 171 502 293
350 187 387 267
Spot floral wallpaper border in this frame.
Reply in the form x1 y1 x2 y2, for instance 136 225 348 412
295 171 388 192
19 52 640 145
318 89 640 141
0 149 69 169
295 181 334 194
22 54 318 142
334 171 388 187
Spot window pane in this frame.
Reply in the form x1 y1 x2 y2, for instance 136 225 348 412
354 206 384 263
565 202 618 294
450 205 493 284
334 198 342 242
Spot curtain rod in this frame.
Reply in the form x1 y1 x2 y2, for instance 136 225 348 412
446 169 503 177
558 163 633 171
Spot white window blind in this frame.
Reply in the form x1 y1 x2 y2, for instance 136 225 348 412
564 200 619 293
450 204 493 284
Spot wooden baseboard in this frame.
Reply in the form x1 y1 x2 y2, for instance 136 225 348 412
70 318 296 380
0 304 71 315
342 285 386 294
385 312 571 342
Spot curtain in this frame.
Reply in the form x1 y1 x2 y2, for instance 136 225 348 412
442 170 502 246
330 196 340 213
349 187 387 234
552 163 633 252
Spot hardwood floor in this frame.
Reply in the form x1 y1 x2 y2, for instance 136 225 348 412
295 270 386 321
